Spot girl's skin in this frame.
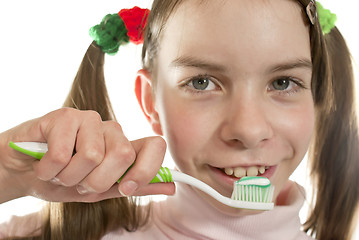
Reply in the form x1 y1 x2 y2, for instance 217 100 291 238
137 0 314 214
1 0 313 216
0 109 174 204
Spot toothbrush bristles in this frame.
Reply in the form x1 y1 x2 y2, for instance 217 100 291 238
231 181 274 203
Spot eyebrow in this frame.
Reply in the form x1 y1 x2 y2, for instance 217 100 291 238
170 56 227 72
268 58 312 73
170 56 312 73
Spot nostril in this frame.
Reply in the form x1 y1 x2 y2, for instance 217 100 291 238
225 139 246 149
220 106 274 149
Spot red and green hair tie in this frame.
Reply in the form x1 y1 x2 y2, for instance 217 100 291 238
89 6 150 55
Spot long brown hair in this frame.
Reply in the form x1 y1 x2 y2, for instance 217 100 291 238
5 43 149 240
294 1 359 239
304 26 359 239
40 43 150 239
7 0 358 239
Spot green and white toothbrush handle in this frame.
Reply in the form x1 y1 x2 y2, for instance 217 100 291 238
9 141 274 210
9 141 173 184
8 141 241 197
9 141 217 186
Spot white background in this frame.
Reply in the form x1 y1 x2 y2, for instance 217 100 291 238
0 0 358 238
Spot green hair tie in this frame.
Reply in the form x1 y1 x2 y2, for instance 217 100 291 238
317 2 337 35
89 7 149 55
89 14 129 55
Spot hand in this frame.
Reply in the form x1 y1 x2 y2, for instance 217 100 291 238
0 108 175 203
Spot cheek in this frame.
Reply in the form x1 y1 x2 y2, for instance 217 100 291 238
273 97 315 167
269 98 315 200
287 103 315 154
157 93 219 166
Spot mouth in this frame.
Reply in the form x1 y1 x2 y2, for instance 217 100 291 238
206 165 276 197
221 165 270 178
210 164 277 182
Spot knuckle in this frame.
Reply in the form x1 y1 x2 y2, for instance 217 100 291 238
58 107 78 118
40 108 78 133
150 136 167 152
118 146 136 164
146 136 167 156
105 120 123 132
82 148 104 166
85 110 102 122
39 107 79 130
106 120 120 127
47 149 71 167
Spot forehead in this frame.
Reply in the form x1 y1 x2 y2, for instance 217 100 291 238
157 0 310 73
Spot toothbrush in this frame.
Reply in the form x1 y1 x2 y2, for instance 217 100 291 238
9 141 275 210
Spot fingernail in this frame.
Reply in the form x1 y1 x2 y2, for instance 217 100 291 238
119 180 138 196
50 177 62 185
77 185 90 195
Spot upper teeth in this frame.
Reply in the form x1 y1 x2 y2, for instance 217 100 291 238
224 166 267 178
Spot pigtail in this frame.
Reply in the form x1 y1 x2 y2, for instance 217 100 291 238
33 41 148 239
29 7 152 240
3 38 149 239
42 7 154 238
63 41 116 121
61 41 147 238
30 8 152 238
304 27 359 240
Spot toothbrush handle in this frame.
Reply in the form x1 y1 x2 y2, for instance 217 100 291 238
150 166 174 183
9 141 46 160
9 141 174 184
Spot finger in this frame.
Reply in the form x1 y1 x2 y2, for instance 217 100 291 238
76 121 136 194
76 183 175 202
118 136 167 196
34 109 81 181
54 111 105 187
131 182 176 197
43 182 175 203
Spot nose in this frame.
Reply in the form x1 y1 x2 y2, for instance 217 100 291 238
220 96 273 149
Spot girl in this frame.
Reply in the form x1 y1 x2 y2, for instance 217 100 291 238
0 0 358 239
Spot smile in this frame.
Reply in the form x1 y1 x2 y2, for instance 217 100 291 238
221 166 270 178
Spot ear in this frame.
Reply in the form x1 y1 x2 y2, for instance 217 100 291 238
135 69 163 135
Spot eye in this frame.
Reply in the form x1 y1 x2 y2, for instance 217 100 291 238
268 76 306 95
272 78 290 90
185 75 219 92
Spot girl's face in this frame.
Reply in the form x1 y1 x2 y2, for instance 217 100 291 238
152 0 314 213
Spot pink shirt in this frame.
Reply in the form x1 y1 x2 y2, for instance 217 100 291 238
1 181 313 239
